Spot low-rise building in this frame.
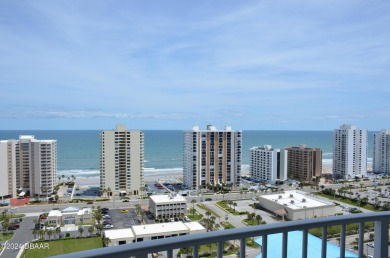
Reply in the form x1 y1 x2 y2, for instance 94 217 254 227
47 206 93 226
149 194 187 219
103 221 206 247
258 190 335 220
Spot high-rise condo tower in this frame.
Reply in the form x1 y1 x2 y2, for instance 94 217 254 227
100 125 144 196
333 124 367 179
373 129 390 174
183 125 242 190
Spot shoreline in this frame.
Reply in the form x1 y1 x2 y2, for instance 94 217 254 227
72 163 374 187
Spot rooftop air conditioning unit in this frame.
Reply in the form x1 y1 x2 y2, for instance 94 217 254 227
279 195 282 199
290 200 294 204
290 194 294 198
302 198 306 202
283 204 288 206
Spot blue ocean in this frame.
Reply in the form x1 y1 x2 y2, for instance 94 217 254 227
0 130 375 179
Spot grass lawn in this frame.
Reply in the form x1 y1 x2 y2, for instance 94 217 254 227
0 232 14 241
242 219 262 226
197 204 220 218
221 221 235 229
315 193 378 212
188 208 203 220
215 201 240 215
24 237 103 258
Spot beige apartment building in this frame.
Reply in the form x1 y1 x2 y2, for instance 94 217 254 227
183 125 242 190
100 125 144 196
285 145 322 182
0 135 57 198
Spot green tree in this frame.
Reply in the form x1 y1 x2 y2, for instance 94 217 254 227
78 226 84 237
255 214 262 225
55 226 61 239
88 225 95 237
191 199 197 217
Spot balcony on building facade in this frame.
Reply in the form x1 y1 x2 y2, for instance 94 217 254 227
54 211 390 258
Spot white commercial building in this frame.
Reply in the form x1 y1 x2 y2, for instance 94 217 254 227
103 221 206 247
0 135 57 198
258 190 335 221
250 145 287 184
373 129 390 174
149 194 187 219
100 125 144 196
47 206 93 226
333 124 367 179
183 125 242 190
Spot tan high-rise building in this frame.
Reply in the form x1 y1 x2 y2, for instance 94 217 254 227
183 125 242 190
0 135 57 198
100 125 144 196
285 145 322 182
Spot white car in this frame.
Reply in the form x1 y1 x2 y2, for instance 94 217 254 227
103 224 113 229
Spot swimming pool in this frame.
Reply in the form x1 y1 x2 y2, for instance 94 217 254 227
255 231 358 258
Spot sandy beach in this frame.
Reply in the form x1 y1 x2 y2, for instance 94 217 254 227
73 163 373 187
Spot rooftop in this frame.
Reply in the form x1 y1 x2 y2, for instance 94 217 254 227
132 222 189 237
260 190 332 210
149 194 187 203
104 228 134 240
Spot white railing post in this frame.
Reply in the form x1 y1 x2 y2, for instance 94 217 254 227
374 219 389 258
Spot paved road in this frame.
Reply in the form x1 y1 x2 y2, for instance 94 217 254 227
0 216 35 258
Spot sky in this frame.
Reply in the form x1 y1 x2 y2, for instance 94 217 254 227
1 0 390 131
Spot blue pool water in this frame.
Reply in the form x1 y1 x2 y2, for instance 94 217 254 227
255 231 358 258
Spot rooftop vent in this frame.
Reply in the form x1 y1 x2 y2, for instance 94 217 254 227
290 200 294 204
302 198 306 202
290 194 294 198
279 195 282 199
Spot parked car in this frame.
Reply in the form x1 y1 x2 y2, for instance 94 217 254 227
121 209 128 213
205 198 212 201
87 201 93 204
103 224 114 229
8 225 18 230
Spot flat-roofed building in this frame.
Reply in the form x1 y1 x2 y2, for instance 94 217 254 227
0 140 17 198
250 145 287 184
149 194 187 219
183 125 242 190
333 124 367 179
100 125 144 196
285 145 321 182
258 190 335 220
47 206 93 226
103 229 135 247
373 129 390 174
0 135 57 198
104 222 206 246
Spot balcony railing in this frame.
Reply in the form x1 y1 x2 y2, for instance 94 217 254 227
53 211 390 258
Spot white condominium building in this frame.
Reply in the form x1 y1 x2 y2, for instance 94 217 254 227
249 145 287 183
100 125 144 196
333 124 367 179
0 136 57 198
373 129 390 174
183 125 242 190
0 140 17 198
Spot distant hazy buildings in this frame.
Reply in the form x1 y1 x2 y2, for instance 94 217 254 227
333 124 367 179
100 125 144 196
373 129 390 174
249 145 287 183
183 125 242 190
285 145 322 182
0 135 57 198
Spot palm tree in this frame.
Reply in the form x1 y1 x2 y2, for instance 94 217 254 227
32 229 39 239
255 214 263 225
78 226 84 237
47 229 53 241
233 202 237 211
96 223 103 235
205 211 211 219
55 226 61 239
107 187 112 197
88 225 95 237
191 199 197 217
39 229 45 240
103 236 111 247
214 223 220 231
